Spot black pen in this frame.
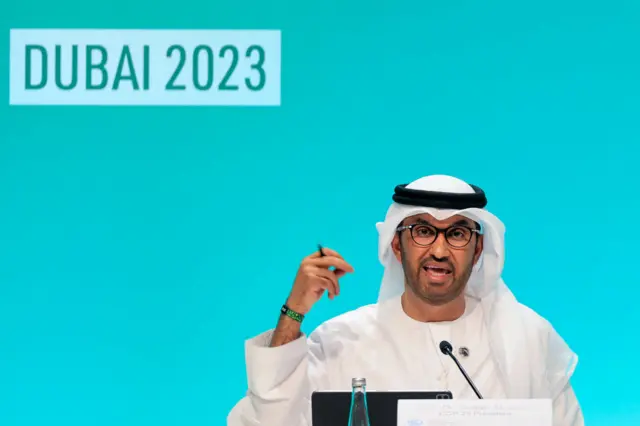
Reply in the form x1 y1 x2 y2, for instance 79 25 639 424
318 244 325 257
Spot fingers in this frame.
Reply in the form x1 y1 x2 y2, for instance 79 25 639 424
304 248 353 278
313 267 340 298
312 256 354 274
301 246 352 301
334 269 348 279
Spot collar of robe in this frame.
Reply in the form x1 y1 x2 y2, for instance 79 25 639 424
392 183 488 210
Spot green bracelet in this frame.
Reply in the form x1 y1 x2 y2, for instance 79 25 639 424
281 304 305 323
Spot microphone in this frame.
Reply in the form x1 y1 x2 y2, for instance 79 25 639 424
439 340 483 399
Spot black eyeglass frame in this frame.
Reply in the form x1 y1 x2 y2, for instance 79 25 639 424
395 223 482 248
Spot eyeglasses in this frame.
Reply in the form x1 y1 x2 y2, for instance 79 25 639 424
396 223 482 248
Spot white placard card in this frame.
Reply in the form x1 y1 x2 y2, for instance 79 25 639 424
397 399 552 426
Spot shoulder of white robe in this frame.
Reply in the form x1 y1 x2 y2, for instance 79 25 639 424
508 296 579 398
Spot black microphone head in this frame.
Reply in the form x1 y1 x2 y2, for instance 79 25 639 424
439 340 453 355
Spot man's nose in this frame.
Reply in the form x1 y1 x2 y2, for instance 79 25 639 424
430 232 450 258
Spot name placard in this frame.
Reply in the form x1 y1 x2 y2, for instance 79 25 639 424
398 399 552 426
9 29 281 106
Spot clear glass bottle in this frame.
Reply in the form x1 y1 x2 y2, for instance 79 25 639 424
348 377 371 426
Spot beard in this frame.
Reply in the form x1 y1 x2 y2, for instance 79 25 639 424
401 247 475 306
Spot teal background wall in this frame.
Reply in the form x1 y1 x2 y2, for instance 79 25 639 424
2 1 639 425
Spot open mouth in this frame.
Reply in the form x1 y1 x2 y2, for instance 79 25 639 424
422 265 452 280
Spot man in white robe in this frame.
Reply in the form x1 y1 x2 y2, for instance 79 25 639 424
227 174 584 426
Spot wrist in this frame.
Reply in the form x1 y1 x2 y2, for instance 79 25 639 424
281 303 305 323
284 298 309 315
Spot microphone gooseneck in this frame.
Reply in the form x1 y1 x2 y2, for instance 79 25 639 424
439 340 483 399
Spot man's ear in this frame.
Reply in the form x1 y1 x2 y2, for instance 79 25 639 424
473 234 484 265
391 232 403 263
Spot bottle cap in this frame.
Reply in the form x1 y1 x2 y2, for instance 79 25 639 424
352 377 366 387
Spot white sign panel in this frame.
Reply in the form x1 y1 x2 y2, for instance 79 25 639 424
10 29 281 106
398 399 552 426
